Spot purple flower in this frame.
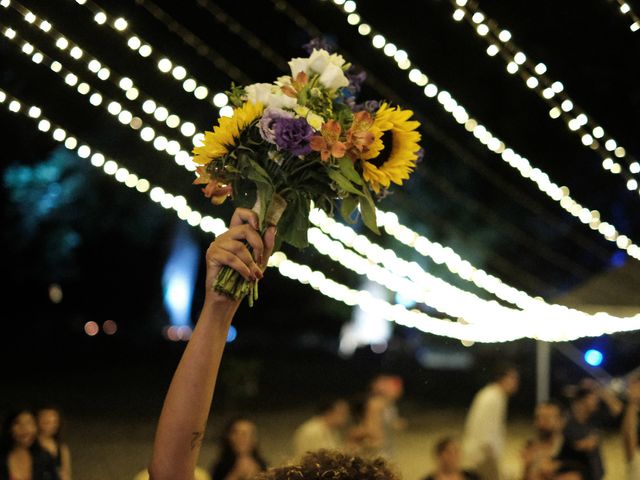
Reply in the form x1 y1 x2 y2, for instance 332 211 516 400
274 117 314 156
345 66 367 97
303 37 336 54
258 107 293 144
353 100 381 114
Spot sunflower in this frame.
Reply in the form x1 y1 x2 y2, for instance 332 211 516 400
359 103 421 193
192 101 264 165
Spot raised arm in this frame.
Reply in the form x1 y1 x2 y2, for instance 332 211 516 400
623 377 640 462
149 208 275 480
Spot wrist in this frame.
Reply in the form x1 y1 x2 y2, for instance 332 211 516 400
201 293 240 323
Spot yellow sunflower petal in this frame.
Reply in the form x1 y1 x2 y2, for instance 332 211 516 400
360 104 422 193
190 101 264 164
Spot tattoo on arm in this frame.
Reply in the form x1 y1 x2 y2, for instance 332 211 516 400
191 431 204 451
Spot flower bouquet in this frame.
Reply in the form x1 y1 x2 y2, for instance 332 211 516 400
193 47 422 305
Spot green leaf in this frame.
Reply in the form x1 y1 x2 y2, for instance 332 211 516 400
358 187 380 235
277 193 310 249
340 195 359 224
337 157 364 185
327 168 364 196
236 152 274 228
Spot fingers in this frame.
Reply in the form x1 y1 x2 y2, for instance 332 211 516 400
209 248 256 282
230 208 259 229
224 224 264 265
218 239 263 280
261 226 277 269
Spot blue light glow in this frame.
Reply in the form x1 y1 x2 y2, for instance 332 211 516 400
226 325 237 343
162 225 199 327
584 349 604 367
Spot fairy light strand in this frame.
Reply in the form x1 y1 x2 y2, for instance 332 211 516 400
2 86 525 343
450 0 640 195
608 0 640 32
50 0 592 313
3 1 232 147
5 3 640 340
62 0 227 107
2 3 549 314
0 21 197 172
325 0 640 262
1 17 540 328
6 87 640 342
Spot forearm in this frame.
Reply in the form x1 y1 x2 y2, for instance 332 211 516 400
149 295 239 480
623 403 639 461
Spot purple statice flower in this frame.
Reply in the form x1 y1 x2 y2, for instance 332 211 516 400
345 66 367 97
258 107 294 144
353 99 381 114
303 37 336 54
416 147 425 164
274 117 314 156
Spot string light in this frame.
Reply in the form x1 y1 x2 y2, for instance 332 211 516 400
131 0 596 318
26 1 640 326
0 21 195 171
7 88 640 343
2 17 551 329
67 0 229 107
327 0 640 261
1 88 521 343
6 4 640 340
449 0 640 197
5 1 228 139
2 16 537 328
607 0 640 32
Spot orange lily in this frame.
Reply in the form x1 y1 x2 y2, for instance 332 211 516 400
310 120 347 162
193 166 232 205
345 111 375 158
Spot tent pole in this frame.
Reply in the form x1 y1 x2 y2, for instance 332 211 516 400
536 340 551 404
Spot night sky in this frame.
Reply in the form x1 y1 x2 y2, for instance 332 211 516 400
1 0 640 408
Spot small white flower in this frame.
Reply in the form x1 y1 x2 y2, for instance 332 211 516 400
245 83 297 109
318 63 349 90
308 49 346 73
288 57 310 77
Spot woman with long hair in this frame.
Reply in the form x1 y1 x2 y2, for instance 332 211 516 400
0 409 59 480
210 417 267 480
36 407 71 480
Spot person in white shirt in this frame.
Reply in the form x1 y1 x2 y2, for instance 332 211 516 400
292 399 350 458
461 363 520 480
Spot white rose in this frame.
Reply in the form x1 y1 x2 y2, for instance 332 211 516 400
266 90 298 109
308 49 346 74
245 83 297 109
289 57 310 77
245 83 273 105
318 63 349 90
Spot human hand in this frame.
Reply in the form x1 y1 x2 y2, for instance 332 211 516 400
204 208 276 299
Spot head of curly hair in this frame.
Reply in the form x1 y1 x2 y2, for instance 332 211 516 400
254 449 400 480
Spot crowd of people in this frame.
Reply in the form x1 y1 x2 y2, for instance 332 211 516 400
3 208 640 480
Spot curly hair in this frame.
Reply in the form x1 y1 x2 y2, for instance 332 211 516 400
254 449 400 480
